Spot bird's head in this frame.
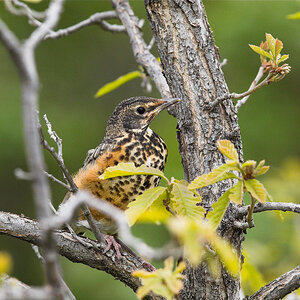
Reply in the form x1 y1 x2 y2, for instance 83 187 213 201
105 96 180 136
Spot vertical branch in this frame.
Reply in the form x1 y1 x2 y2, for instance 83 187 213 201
0 0 65 297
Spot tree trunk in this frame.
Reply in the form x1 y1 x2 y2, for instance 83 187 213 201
145 0 244 298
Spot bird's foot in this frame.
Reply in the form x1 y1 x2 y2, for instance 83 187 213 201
103 234 122 259
142 261 156 272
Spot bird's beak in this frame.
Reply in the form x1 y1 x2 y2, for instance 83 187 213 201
153 98 181 114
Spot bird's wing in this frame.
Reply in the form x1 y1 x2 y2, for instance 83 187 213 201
82 138 115 169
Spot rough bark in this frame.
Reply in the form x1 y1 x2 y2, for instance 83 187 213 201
0 211 163 300
145 0 243 299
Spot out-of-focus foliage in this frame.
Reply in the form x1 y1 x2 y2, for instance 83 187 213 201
0 252 12 276
0 1 300 299
287 11 300 19
133 257 185 300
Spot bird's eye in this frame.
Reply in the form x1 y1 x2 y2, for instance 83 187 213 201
136 107 146 114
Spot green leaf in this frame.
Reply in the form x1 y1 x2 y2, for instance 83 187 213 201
94 71 141 98
275 39 283 59
242 160 256 169
244 179 267 203
217 140 239 161
0 252 12 275
287 11 300 19
256 166 270 176
188 164 240 190
277 54 289 65
133 257 186 300
249 44 272 60
229 181 244 205
99 162 167 182
265 33 276 58
170 181 205 219
125 187 168 226
207 189 231 230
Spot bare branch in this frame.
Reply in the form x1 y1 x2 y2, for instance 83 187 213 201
220 58 228 68
0 211 164 300
245 265 300 300
235 66 264 110
44 11 125 40
4 0 45 19
55 191 181 260
25 0 64 49
111 0 170 98
44 171 71 191
237 201 300 217
208 71 272 109
0 274 53 300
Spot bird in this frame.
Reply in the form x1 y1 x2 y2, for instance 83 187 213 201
63 96 180 259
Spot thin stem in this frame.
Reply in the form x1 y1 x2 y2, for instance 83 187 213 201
247 196 256 228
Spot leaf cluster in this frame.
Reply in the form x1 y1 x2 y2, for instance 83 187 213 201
249 33 290 82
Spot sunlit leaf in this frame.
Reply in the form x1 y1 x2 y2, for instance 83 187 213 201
170 181 205 219
287 11 300 19
277 54 289 65
265 33 276 58
99 162 167 181
256 166 270 176
242 160 256 169
125 187 168 226
95 71 141 98
275 39 283 59
249 44 272 60
207 189 231 230
133 257 186 300
244 179 267 203
188 164 240 190
217 140 239 161
229 181 244 205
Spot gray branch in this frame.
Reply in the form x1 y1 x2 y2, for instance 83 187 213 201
237 201 300 217
0 211 163 300
245 265 300 300
45 11 125 40
111 0 170 99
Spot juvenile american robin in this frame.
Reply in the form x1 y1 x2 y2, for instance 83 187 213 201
63 96 180 258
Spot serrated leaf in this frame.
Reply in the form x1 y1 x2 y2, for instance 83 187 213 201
99 162 167 181
94 71 141 98
249 44 272 60
265 33 276 58
207 189 231 230
217 140 239 161
277 54 289 64
256 166 270 176
275 39 283 59
287 11 300 20
133 257 185 300
125 187 167 226
170 181 205 219
244 179 267 203
188 164 240 190
229 181 244 205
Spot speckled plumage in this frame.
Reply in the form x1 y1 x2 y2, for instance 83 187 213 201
64 96 179 235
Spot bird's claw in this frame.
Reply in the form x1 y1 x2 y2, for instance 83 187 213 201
103 234 122 259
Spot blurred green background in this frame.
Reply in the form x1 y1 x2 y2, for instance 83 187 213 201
0 0 299 299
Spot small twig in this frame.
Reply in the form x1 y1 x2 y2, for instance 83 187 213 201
245 265 300 300
233 220 249 230
247 196 256 228
235 66 264 110
208 70 272 109
220 58 228 68
14 168 33 181
4 0 45 20
147 37 155 50
44 171 71 191
237 201 300 217
31 244 46 264
44 11 125 40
